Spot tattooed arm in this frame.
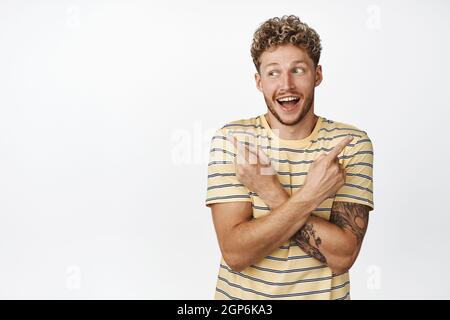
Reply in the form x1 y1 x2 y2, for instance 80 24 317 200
262 190 370 275
293 201 370 275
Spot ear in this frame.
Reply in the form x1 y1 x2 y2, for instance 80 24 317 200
314 65 323 87
255 72 263 92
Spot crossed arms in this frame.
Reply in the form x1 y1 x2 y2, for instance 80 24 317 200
210 135 371 274
259 188 370 275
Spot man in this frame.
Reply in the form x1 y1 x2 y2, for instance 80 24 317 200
205 15 374 300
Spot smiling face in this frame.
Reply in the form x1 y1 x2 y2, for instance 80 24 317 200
255 44 322 126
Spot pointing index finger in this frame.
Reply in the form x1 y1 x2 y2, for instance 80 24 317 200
226 134 250 154
327 135 354 159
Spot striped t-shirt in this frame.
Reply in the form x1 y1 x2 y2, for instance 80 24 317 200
205 114 374 300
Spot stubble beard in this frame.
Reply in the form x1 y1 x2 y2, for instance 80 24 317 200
265 91 314 126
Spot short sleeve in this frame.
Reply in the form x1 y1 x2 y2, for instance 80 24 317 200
334 132 374 210
205 128 252 207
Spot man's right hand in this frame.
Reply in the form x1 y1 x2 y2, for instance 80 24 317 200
296 135 354 205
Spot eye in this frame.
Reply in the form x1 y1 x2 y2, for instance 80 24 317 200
293 67 305 75
267 70 279 77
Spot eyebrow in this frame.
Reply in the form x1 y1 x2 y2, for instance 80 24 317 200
263 60 308 69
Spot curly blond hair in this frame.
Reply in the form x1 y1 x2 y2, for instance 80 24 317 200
251 15 322 72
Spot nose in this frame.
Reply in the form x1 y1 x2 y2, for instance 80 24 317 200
280 71 295 91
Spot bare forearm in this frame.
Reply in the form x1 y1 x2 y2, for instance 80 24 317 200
293 215 356 274
225 191 316 272
262 187 363 274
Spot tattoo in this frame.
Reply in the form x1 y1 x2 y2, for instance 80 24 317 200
292 202 370 266
305 223 322 247
330 202 370 245
293 223 327 264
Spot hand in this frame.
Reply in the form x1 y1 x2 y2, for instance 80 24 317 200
297 135 354 205
227 135 285 205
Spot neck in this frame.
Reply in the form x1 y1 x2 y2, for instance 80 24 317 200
265 109 318 140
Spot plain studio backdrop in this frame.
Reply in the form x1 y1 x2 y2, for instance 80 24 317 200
1 0 449 299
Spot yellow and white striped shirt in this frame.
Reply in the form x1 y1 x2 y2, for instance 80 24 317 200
206 114 374 300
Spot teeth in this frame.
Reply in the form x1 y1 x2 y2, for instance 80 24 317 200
277 96 299 102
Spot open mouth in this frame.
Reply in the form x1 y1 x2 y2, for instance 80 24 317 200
276 96 301 112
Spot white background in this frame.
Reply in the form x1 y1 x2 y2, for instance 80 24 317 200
1 0 449 299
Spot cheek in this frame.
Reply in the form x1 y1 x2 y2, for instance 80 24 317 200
295 77 316 92
260 82 277 97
